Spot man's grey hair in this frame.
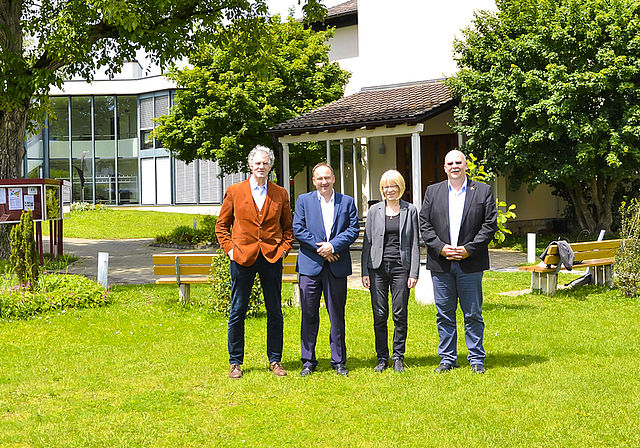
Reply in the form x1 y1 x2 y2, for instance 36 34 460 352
248 145 275 167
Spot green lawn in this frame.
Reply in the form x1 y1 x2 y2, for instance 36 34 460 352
44 209 207 239
0 271 638 447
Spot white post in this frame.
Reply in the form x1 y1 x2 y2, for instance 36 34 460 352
97 252 109 288
339 139 345 194
527 233 536 263
282 142 291 197
415 263 435 305
411 131 422 210
326 140 331 165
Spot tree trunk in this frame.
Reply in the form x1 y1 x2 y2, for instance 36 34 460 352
566 177 618 236
0 103 30 259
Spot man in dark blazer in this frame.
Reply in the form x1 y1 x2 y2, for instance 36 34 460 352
215 145 294 379
419 149 498 374
293 163 360 376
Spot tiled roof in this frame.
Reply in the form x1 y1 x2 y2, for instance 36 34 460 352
327 0 357 17
268 80 456 137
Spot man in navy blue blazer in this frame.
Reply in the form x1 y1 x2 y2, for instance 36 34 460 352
293 163 360 376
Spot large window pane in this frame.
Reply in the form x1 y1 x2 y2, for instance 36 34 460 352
49 97 69 159
95 158 116 204
50 159 70 181
118 158 139 204
117 96 138 157
27 160 43 178
72 96 93 202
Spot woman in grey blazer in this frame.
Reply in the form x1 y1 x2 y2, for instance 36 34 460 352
361 170 420 373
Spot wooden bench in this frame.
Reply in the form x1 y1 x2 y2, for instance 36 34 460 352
153 252 300 305
519 239 622 295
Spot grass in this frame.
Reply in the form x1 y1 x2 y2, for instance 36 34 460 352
43 209 206 239
0 271 638 447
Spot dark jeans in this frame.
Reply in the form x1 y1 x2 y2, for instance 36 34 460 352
369 260 410 362
228 252 283 365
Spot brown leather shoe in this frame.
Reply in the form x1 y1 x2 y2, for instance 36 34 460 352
269 361 287 377
229 363 242 379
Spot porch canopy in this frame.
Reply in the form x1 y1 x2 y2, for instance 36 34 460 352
267 79 457 210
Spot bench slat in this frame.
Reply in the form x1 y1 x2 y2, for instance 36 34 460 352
543 248 619 265
153 265 213 276
153 253 218 265
155 276 210 284
543 239 622 255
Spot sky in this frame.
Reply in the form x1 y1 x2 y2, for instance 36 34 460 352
267 0 345 20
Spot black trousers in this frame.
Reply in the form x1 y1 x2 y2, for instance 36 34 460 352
369 260 410 362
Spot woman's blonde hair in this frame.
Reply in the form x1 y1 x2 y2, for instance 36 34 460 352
379 169 406 199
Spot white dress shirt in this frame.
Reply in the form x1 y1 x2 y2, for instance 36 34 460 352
317 190 335 242
448 178 467 247
250 176 267 211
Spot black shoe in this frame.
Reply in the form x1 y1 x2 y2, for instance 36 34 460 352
300 366 314 376
393 358 405 373
434 363 456 373
373 359 387 373
334 364 349 376
471 364 486 374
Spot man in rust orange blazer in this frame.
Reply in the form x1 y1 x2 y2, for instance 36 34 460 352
215 145 294 379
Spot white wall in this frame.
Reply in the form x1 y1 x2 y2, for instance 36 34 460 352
340 0 497 94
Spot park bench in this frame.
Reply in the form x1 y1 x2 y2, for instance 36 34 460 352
518 239 622 295
152 252 300 305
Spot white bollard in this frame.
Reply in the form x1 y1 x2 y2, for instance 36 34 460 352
97 252 109 288
415 263 435 305
527 233 536 264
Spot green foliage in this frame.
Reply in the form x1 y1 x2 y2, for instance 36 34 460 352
466 153 517 243
0 273 110 319
155 215 218 245
447 0 640 233
205 251 263 316
154 15 350 176
616 199 640 296
0 0 327 181
70 202 104 212
9 211 39 288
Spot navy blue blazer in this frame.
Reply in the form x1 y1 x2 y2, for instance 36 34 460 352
419 178 498 273
293 191 360 277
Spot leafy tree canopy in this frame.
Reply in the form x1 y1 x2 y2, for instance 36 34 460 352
447 0 640 233
153 15 350 176
0 0 326 258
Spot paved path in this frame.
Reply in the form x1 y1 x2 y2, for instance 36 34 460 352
51 238 528 288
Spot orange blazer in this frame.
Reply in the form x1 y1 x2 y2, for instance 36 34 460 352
215 179 294 267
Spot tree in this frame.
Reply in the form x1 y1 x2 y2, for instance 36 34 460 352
153 15 350 177
0 0 326 257
447 0 640 234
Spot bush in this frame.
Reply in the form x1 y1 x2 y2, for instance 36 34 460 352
0 273 111 319
204 251 263 317
70 202 104 212
9 210 39 289
616 199 640 297
155 215 218 246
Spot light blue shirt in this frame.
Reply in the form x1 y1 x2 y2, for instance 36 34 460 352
317 190 335 242
250 177 267 211
448 178 467 247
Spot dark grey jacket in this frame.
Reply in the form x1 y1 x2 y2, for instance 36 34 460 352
419 178 498 273
361 199 420 279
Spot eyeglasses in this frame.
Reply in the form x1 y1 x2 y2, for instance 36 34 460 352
382 185 399 190
446 161 464 166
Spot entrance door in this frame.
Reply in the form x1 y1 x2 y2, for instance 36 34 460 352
396 134 458 203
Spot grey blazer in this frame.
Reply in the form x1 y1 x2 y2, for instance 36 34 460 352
361 199 420 279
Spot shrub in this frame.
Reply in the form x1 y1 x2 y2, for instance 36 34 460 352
616 199 640 297
9 210 39 289
155 215 218 246
70 202 103 212
193 215 218 245
0 273 111 319
204 251 263 317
